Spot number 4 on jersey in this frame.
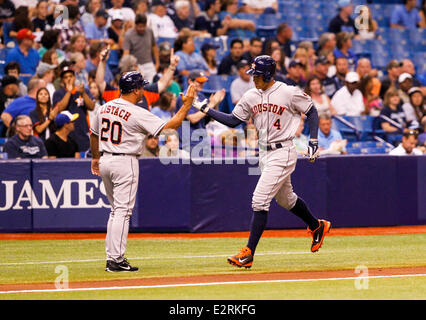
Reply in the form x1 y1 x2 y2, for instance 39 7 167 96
273 119 281 130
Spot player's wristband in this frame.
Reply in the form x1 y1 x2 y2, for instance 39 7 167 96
200 104 210 113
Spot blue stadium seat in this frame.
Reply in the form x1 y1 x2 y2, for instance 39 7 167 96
0 48 9 76
345 147 362 154
413 52 426 75
418 73 426 86
331 116 359 141
347 141 389 150
409 28 426 50
157 37 176 47
2 22 16 47
255 14 281 38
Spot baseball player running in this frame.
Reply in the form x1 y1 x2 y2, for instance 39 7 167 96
90 71 196 272
192 55 331 268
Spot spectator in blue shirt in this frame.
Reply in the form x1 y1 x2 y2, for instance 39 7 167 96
174 34 209 76
390 0 422 29
151 91 177 122
86 42 114 85
1 79 46 131
5 28 40 85
84 8 113 45
317 113 347 154
333 32 357 72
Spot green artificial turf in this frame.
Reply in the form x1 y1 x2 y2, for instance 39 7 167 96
1 233 425 299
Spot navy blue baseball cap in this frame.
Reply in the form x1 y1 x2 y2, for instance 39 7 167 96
119 71 149 94
246 55 276 82
56 111 79 128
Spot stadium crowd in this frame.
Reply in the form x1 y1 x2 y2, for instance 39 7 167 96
0 0 425 160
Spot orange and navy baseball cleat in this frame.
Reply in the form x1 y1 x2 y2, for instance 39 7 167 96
308 219 331 252
227 246 253 268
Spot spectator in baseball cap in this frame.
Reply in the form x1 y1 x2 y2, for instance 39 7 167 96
108 10 127 48
5 28 40 84
52 60 95 153
45 111 81 158
330 71 364 116
188 70 209 83
398 73 413 104
84 8 111 45
379 60 402 99
283 59 306 89
313 56 340 98
230 59 254 104
36 62 57 101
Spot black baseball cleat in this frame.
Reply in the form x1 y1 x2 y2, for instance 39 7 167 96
105 259 139 272
308 219 331 252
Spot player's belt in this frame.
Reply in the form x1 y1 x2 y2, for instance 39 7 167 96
100 152 127 156
259 141 292 151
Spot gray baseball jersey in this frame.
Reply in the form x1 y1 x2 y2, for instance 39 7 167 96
232 81 313 145
91 98 165 155
91 97 165 263
232 81 314 212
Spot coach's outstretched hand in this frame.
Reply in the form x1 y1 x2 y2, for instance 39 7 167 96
307 139 319 163
180 83 196 106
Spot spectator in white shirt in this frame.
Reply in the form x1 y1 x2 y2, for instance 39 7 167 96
230 59 255 105
389 130 423 155
147 0 178 39
330 71 364 116
108 0 136 23
240 0 278 14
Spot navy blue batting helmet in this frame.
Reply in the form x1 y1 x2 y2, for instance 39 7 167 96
246 55 276 82
119 71 149 94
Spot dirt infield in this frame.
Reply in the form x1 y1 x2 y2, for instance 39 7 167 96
1 225 426 241
1 266 426 294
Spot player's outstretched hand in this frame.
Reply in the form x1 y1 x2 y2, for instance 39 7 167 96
209 89 226 109
91 159 100 176
307 139 319 163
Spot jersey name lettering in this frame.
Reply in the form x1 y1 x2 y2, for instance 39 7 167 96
251 103 286 117
100 105 131 121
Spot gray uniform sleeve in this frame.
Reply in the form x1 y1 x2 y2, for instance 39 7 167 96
137 108 166 136
290 88 314 114
90 107 100 136
232 93 252 122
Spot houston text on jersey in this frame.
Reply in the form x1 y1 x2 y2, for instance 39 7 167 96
251 103 286 117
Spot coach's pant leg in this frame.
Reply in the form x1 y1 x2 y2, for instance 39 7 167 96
252 147 297 212
101 156 139 263
99 157 116 261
